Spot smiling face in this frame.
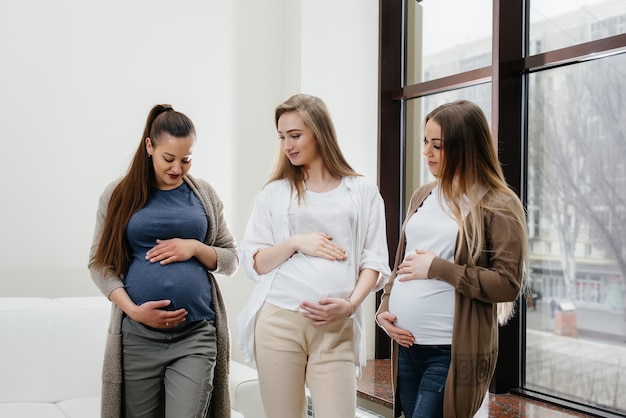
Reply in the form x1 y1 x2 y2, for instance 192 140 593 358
146 133 195 190
277 111 321 169
423 118 443 177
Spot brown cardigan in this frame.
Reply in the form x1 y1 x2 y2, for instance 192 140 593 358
88 174 239 418
376 182 523 418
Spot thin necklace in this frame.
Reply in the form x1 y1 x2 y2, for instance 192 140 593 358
304 176 334 193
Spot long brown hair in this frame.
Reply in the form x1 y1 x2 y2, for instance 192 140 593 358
268 94 360 202
426 100 529 323
92 104 196 277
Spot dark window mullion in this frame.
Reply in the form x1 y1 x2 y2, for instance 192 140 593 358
489 0 525 394
394 66 493 100
376 0 404 360
519 33 626 73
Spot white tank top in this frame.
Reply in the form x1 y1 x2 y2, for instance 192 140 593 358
388 185 457 345
266 179 357 310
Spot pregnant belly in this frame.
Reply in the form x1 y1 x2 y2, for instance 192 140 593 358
269 253 355 306
125 260 209 309
388 278 455 341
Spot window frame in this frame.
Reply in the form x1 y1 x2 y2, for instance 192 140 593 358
376 0 626 414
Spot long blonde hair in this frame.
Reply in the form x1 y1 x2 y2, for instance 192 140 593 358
268 94 359 202
426 100 529 324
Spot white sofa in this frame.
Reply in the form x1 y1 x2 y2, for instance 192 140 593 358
0 297 264 418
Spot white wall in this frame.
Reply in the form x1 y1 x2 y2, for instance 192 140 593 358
0 0 380 363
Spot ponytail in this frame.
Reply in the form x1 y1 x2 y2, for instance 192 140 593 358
92 104 195 276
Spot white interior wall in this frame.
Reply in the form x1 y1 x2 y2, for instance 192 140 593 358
0 0 380 363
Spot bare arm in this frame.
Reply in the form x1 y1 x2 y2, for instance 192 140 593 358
253 232 346 275
344 268 379 313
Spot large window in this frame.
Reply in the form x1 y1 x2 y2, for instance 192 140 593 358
378 0 626 415
526 52 626 413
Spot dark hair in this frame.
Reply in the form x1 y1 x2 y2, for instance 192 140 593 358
92 104 196 276
269 94 359 202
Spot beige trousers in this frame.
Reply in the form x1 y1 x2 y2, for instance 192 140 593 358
254 303 357 418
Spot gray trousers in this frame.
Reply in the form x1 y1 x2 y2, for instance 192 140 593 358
122 317 217 418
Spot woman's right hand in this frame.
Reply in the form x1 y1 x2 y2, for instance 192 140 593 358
376 311 415 348
292 232 346 261
109 288 187 329
130 300 188 329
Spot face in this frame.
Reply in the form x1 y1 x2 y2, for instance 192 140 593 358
423 118 443 177
146 133 195 190
277 111 321 168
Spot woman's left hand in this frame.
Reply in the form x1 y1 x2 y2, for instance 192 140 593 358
397 249 436 281
146 238 196 265
300 298 353 326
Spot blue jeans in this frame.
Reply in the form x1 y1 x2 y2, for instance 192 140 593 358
397 344 451 418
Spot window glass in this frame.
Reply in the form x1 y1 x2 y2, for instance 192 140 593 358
526 52 626 414
407 0 492 85
404 84 491 205
393 0 626 415
529 0 626 54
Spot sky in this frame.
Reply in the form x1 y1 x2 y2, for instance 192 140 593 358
419 0 611 55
